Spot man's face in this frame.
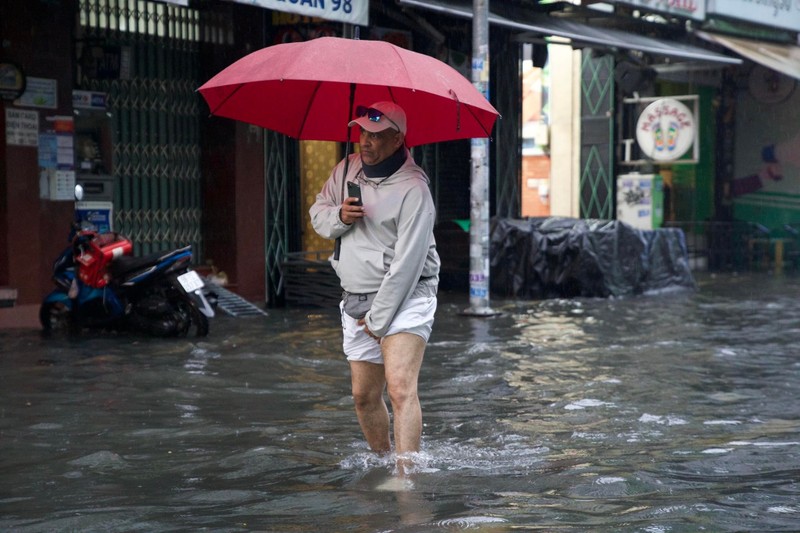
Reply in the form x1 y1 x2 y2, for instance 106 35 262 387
359 127 403 166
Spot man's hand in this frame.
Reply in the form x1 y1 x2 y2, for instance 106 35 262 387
340 197 365 225
357 318 381 341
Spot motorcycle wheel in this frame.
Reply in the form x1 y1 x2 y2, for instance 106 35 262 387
174 297 209 337
39 301 78 335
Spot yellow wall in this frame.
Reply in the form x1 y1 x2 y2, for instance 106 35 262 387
300 140 341 251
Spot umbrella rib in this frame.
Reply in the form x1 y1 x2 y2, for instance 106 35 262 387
387 44 415 93
296 80 323 138
464 104 496 140
208 83 245 116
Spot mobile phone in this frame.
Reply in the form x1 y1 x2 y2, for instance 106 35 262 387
347 181 363 206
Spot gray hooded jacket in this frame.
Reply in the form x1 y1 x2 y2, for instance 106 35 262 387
309 149 440 337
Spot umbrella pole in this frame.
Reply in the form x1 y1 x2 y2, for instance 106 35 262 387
462 0 499 317
333 83 357 261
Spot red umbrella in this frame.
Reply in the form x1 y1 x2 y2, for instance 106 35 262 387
197 36 499 147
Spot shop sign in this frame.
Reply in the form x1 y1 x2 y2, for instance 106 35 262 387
225 0 368 26
707 0 800 32
635 98 696 162
612 0 705 21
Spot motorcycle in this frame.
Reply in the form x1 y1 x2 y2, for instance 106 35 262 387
40 187 215 337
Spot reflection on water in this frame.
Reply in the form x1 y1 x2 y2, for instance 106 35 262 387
1 273 799 532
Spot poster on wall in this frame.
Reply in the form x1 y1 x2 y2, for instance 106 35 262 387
38 116 76 201
731 69 800 227
14 77 57 109
5 108 38 146
38 132 74 170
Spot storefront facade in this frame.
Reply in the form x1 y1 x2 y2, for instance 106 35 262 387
3 0 799 313
1 0 479 308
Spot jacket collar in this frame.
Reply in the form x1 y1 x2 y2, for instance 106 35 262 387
362 147 406 179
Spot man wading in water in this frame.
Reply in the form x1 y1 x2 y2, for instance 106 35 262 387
310 101 440 477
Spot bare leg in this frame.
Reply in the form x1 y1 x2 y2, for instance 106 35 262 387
349 360 390 454
382 332 426 462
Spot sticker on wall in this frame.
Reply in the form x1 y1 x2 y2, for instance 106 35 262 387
635 98 696 162
0 62 26 101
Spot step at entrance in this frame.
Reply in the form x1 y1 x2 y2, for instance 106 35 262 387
207 283 268 317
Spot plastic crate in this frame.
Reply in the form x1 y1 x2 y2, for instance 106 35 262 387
76 233 132 288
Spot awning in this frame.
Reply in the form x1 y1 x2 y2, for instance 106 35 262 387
696 31 800 81
398 0 742 66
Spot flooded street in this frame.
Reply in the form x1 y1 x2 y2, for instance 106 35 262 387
2 273 799 532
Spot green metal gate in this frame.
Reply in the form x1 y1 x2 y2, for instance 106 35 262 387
263 130 298 306
77 0 203 258
579 50 615 219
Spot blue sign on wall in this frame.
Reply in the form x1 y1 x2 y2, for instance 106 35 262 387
75 201 113 233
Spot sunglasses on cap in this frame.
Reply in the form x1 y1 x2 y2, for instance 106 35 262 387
356 105 401 133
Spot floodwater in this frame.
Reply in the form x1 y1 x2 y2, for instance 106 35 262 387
2 273 799 532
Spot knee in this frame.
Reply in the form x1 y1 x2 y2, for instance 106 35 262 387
386 382 416 408
352 386 382 410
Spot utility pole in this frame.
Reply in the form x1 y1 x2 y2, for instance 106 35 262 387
463 0 498 316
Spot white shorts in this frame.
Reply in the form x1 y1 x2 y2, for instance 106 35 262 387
340 296 437 364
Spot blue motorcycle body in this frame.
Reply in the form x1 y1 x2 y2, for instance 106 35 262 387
41 232 214 337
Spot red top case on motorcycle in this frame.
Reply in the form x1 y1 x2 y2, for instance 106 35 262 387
76 233 133 288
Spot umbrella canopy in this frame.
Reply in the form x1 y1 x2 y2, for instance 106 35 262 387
197 37 499 147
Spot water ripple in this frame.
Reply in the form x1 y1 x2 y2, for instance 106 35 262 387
3 274 800 531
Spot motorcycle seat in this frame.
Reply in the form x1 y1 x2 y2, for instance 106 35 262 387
110 245 192 278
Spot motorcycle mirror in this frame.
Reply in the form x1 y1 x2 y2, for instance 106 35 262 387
74 184 84 201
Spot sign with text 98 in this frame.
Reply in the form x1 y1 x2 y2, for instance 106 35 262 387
225 0 367 26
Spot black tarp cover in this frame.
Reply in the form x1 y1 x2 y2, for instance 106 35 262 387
490 217 696 299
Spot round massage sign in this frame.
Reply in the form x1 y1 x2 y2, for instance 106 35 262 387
635 98 695 162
